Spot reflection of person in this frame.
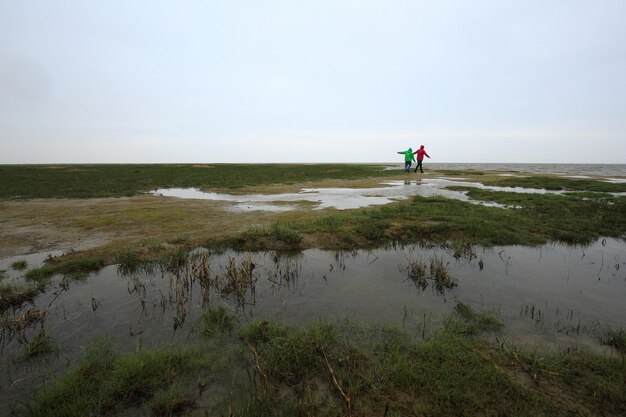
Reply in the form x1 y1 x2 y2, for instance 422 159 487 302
413 145 431 173
397 148 415 172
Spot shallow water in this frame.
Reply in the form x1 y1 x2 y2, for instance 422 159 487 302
1 239 625 409
406 163 626 177
151 176 626 212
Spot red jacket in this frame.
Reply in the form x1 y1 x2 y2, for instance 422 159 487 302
413 146 430 161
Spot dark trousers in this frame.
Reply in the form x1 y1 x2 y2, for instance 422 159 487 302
414 160 424 173
404 161 412 172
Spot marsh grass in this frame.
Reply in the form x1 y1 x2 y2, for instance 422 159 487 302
141 239 165 253
405 256 457 293
0 282 42 313
11 260 28 271
17 308 626 417
217 256 259 306
487 175 626 193
269 223 302 244
448 302 502 335
25 257 104 283
115 249 157 276
601 328 626 355
0 308 46 346
196 306 234 337
235 223 303 250
151 383 195 417
0 164 396 199
15 339 209 417
168 233 189 245
517 348 626 416
236 312 548 416
294 189 625 249
430 255 456 291
23 330 57 359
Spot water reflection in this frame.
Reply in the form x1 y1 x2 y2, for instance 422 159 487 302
1 239 625 407
151 178 626 212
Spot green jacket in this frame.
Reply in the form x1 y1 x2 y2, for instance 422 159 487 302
398 149 415 162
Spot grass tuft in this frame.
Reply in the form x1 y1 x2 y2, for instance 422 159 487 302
115 249 156 276
17 339 206 417
168 233 190 245
601 327 626 355
25 257 103 283
11 260 28 271
197 306 234 337
23 330 58 359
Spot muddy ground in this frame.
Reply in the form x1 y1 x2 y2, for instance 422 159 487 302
0 177 407 259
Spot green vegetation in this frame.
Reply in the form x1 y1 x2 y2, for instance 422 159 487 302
195 306 234 337
23 330 57 359
486 175 626 193
15 307 625 416
602 328 626 355
25 257 104 283
167 233 190 245
0 164 396 199
0 282 42 313
15 339 210 417
11 260 28 271
4 166 625 415
224 190 625 251
114 249 157 276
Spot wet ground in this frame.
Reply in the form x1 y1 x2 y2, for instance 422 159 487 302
1 238 625 409
151 178 626 212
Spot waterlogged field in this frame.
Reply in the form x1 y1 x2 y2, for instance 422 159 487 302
1 163 625 416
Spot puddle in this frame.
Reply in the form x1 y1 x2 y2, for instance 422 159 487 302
151 178 626 212
152 182 428 211
0 251 64 283
604 177 626 184
1 238 625 407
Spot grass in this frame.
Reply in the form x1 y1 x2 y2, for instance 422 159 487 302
167 233 189 245
601 328 626 355
14 307 626 416
233 307 619 416
233 223 303 250
15 339 210 417
23 330 58 359
0 282 42 312
2 166 625 265
405 255 458 293
115 249 158 276
0 163 397 199
11 260 28 271
195 306 234 337
223 190 626 251
24 256 104 283
484 175 626 193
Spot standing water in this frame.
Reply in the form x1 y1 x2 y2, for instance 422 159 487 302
1 238 625 409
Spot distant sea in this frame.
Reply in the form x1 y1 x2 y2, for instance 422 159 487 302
382 163 626 177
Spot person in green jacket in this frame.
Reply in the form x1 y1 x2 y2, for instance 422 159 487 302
397 148 415 172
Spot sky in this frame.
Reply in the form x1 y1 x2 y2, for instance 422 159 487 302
1 0 625 164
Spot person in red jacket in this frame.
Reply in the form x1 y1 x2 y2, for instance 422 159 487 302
413 145 431 173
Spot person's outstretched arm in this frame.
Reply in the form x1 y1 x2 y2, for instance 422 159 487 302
425 151 431 158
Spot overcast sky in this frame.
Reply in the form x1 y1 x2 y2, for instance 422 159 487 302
1 0 625 164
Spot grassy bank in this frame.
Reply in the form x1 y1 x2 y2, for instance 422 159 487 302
2 165 625 289
0 164 396 199
230 191 626 251
14 305 626 417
